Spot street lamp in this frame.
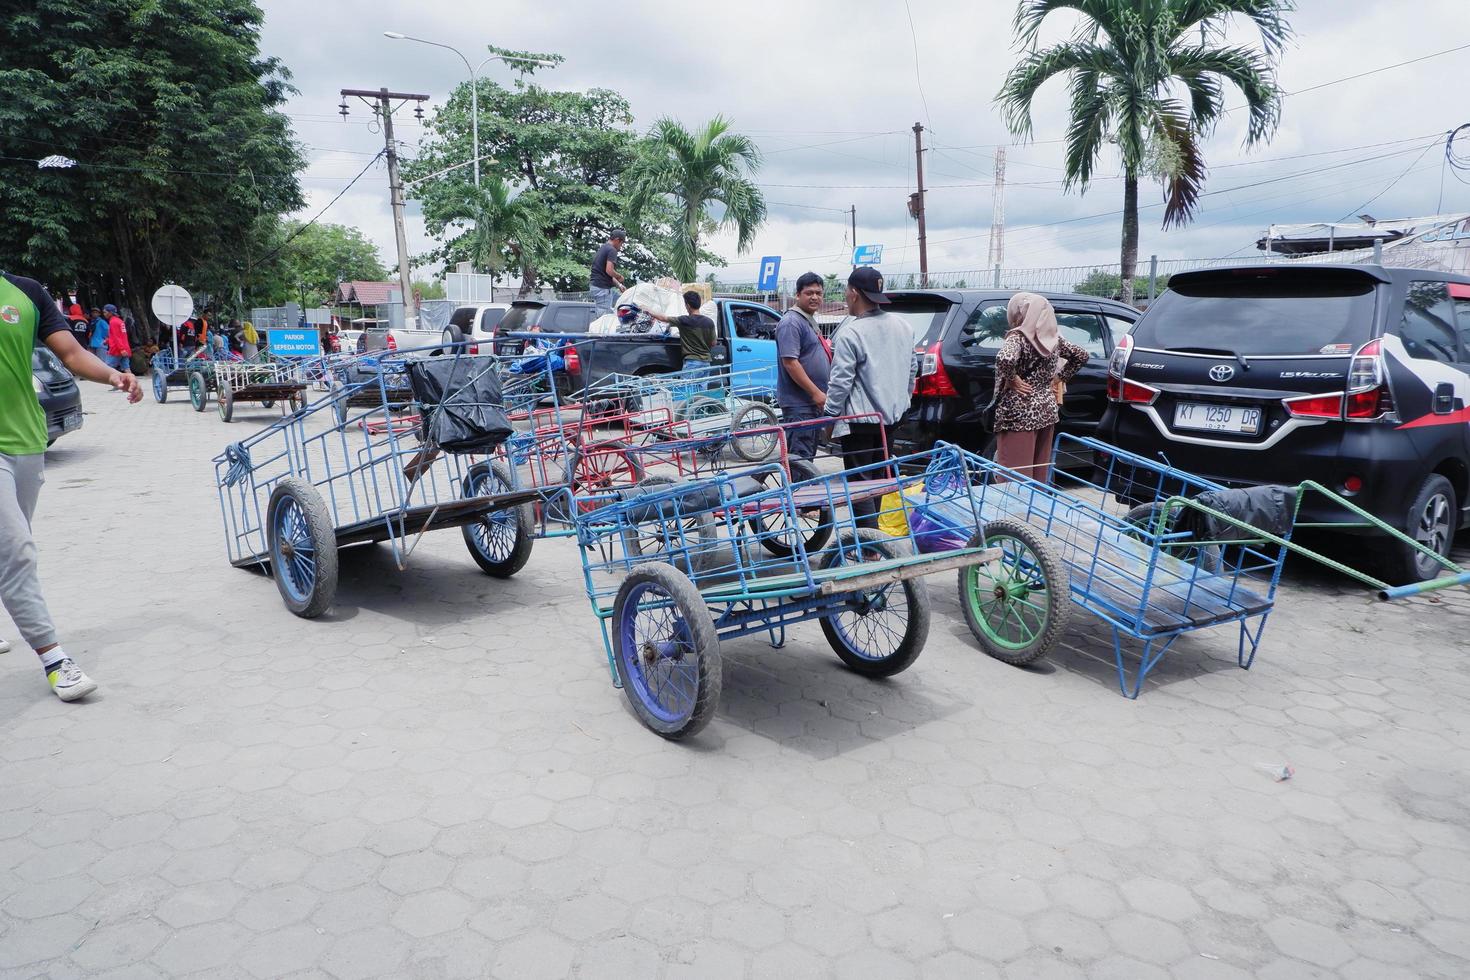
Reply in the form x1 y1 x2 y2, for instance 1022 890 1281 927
384 32 555 188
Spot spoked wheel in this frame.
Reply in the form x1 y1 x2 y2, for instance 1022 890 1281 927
818 527 930 677
152 371 167 403
1123 502 1222 573
288 390 307 414
217 384 235 422
619 475 719 573
573 440 645 513
746 458 833 558
683 395 725 423
959 518 1070 666
188 372 209 412
730 403 779 462
462 461 534 577
612 562 721 739
266 477 339 618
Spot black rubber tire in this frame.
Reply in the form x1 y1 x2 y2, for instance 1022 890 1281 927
218 384 234 422
747 459 833 558
267 477 339 618
289 391 306 414
333 394 349 426
817 527 930 677
958 519 1071 666
611 562 721 739
683 395 725 422
619 475 719 574
1380 474 1457 586
1123 502 1223 573
730 403 780 462
188 372 209 412
462 461 534 578
261 399 275 410
443 325 465 353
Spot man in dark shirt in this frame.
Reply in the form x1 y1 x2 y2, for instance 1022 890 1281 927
775 271 831 459
646 290 716 373
1 270 143 702
588 229 627 313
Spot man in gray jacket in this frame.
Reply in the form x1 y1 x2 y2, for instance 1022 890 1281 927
823 266 917 526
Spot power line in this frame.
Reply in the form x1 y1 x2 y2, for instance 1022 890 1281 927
251 149 386 269
902 0 933 130
1337 141 1441 222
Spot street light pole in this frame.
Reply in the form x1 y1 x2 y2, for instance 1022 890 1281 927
383 32 554 189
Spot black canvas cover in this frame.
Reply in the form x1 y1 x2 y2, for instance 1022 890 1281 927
405 356 513 454
1192 485 1295 539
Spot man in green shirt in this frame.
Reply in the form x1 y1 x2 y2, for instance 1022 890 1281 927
1 271 143 701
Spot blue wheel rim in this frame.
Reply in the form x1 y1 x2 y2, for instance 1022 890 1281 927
468 470 517 562
617 581 699 724
152 372 165 399
272 496 316 602
829 546 910 661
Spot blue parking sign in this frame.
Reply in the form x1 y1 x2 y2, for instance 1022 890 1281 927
852 244 884 265
757 255 782 292
267 329 322 357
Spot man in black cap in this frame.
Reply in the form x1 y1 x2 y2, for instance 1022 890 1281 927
589 229 628 313
823 267 917 526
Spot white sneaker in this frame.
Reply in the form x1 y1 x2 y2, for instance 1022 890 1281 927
47 659 97 702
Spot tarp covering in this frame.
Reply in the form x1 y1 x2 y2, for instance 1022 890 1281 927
405 356 513 455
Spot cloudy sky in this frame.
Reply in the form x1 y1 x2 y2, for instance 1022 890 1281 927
258 0 1470 285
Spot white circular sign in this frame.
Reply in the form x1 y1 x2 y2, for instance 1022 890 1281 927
150 284 194 327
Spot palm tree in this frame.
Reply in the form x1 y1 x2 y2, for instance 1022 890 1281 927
625 116 766 282
441 178 543 294
997 0 1292 301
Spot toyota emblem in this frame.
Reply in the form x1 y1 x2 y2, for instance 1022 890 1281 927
1208 364 1235 382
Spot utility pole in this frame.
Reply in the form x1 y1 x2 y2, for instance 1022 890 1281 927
850 205 858 267
987 147 1007 271
341 87 428 326
912 122 928 287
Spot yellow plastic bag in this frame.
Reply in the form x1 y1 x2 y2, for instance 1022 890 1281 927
877 482 926 537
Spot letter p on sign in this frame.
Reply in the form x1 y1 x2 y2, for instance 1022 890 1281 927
757 256 781 292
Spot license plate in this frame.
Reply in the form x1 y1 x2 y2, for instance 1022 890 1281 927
1173 401 1262 435
61 411 82 432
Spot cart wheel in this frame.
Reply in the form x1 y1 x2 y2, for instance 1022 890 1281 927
746 459 833 558
818 527 929 677
188 372 209 412
462 461 534 577
152 371 167 403
619 475 719 573
218 384 235 422
333 394 349 426
730 403 779 462
683 395 725 422
959 518 1070 666
267 477 339 618
573 440 645 513
289 391 306 414
262 399 275 410
612 562 721 739
1122 502 1222 573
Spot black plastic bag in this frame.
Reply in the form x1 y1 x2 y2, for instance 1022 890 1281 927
404 356 513 454
1191 485 1295 539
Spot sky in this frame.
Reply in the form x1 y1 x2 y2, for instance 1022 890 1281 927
258 0 1470 286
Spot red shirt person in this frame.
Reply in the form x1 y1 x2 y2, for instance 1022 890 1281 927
103 304 131 372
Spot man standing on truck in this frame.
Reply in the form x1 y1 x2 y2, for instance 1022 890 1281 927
589 229 628 313
775 272 831 460
824 267 917 527
645 290 716 374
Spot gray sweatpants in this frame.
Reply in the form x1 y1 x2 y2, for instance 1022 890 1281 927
0 453 57 651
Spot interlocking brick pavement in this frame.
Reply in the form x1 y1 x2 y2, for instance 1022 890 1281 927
1 387 1468 978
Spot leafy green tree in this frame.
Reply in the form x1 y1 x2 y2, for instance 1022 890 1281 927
414 279 446 300
406 52 723 293
252 221 387 307
625 116 767 283
997 0 1291 301
0 0 304 337
420 178 543 279
1073 268 1122 297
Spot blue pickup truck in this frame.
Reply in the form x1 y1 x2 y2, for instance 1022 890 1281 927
532 297 784 395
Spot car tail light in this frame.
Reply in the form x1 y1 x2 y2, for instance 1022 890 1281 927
1108 333 1134 379
1342 475 1363 495
468 344 479 356
385 333 397 352
1106 374 1159 405
1345 339 1391 420
563 345 581 375
1283 391 1344 419
914 342 957 397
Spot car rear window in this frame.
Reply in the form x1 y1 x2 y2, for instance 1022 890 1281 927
884 297 953 348
1134 272 1377 356
498 305 545 332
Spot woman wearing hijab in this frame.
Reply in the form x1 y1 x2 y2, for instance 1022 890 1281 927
992 292 1090 484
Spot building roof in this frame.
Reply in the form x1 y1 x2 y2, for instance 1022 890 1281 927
337 281 398 306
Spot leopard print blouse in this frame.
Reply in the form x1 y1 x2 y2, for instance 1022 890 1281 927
992 333 1090 432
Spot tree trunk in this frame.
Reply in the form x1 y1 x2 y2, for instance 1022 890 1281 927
518 261 536 298
1120 172 1139 306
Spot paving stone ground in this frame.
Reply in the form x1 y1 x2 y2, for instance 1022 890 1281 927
1 387 1468 979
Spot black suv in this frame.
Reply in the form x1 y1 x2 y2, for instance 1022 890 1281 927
888 289 1140 456
491 300 599 353
1097 263 1470 584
